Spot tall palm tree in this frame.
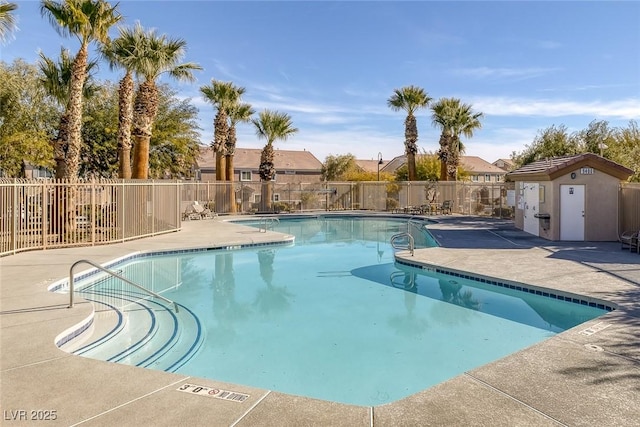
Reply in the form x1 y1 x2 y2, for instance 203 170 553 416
100 23 147 179
38 48 98 178
225 102 254 213
225 102 254 180
252 110 298 211
0 1 17 43
199 80 244 181
41 0 121 179
130 28 201 179
387 85 432 181
431 97 483 181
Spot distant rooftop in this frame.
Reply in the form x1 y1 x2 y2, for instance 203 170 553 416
197 147 323 171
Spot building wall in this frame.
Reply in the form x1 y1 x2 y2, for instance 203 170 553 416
550 170 620 241
199 169 322 183
514 168 622 241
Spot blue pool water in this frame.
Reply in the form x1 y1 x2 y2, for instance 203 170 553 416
73 216 608 406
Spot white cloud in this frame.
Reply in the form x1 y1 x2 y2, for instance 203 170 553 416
471 96 640 119
453 67 560 81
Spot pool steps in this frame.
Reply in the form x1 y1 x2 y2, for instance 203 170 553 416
58 282 204 373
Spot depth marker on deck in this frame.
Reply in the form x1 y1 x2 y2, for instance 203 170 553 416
177 383 250 403
579 322 611 336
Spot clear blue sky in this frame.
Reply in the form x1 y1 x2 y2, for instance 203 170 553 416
3 1 639 163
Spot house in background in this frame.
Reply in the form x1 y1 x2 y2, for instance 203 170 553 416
493 158 515 171
354 158 389 179
380 154 506 182
463 156 507 182
195 147 323 183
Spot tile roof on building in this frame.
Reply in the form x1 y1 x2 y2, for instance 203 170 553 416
493 158 515 170
506 153 633 181
380 155 505 175
462 156 507 174
197 146 323 171
355 159 389 173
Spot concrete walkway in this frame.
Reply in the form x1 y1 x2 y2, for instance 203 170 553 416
1 215 639 426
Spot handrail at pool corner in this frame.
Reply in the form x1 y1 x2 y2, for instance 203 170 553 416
258 216 280 232
68 259 179 313
390 232 415 256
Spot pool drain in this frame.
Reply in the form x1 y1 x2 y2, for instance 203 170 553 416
583 344 604 352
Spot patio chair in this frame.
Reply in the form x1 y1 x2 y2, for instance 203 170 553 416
620 230 639 252
191 201 217 219
437 200 453 215
183 203 202 220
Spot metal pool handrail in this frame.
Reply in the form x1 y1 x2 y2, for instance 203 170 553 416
258 216 280 232
68 259 179 313
390 232 415 256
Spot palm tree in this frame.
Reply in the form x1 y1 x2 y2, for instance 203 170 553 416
252 110 298 211
387 85 432 181
0 1 17 43
431 97 483 181
100 23 147 179
225 102 254 213
130 28 201 179
41 0 121 179
199 80 244 181
38 48 98 178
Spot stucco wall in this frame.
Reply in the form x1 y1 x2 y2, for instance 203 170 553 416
552 170 620 241
513 167 622 241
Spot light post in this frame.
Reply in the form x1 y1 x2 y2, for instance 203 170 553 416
377 152 383 181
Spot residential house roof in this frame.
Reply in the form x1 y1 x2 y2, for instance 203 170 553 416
380 155 505 175
462 156 508 175
355 159 389 173
493 158 515 171
380 155 408 173
506 153 633 181
197 146 323 172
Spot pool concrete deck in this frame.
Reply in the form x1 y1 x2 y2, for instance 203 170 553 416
1 215 639 426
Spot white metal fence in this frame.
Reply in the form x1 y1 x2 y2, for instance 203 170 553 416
180 180 516 217
7 179 635 257
1 179 181 256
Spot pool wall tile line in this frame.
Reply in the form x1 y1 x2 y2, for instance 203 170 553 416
395 257 617 312
55 314 95 347
48 237 295 293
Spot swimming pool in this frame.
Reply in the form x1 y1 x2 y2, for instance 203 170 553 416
66 215 608 406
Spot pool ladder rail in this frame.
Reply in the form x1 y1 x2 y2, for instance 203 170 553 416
390 232 415 256
68 259 179 313
258 216 280 232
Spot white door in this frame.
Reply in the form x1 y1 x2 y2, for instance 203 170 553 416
523 183 539 236
560 185 585 241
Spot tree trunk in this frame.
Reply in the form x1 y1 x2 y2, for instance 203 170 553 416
226 154 237 213
215 152 226 182
63 43 88 179
440 159 448 181
407 152 417 182
213 111 228 181
131 134 150 179
131 80 158 179
53 113 69 179
404 113 418 181
117 71 134 179
262 180 273 212
259 142 275 212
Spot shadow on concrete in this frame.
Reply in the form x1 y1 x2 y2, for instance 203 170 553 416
428 216 554 249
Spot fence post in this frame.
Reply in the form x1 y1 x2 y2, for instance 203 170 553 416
121 180 125 242
91 178 96 245
42 180 48 249
11 179 17 254
177 180 181 228
151 180 155 235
